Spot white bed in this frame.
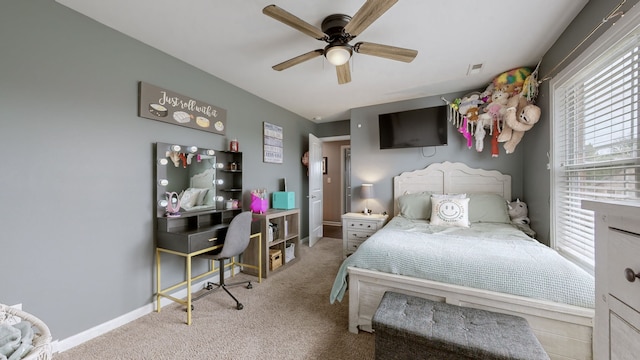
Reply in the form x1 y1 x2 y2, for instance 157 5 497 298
333 162 594 360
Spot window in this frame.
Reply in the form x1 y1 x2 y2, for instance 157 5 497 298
552 15 640 273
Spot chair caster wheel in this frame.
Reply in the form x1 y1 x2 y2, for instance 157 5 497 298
237 303 244 310
246 283 253 289
205 283 214 290
191 305 194 311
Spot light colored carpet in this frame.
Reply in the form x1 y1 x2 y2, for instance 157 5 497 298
54 237 374 360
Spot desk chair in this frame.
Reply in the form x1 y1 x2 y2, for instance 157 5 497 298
196 211 254 310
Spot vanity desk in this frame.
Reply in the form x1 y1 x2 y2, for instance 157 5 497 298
154 142 258 325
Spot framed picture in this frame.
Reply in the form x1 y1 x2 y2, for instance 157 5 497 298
263 122 283 164
322 157 328 174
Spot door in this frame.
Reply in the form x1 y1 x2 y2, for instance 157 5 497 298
308 134 323 247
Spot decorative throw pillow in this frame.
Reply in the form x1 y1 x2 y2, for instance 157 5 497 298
397 192 432 219
468 193 510 223
195 188 209 206
179 188 202 209
430 194 470 227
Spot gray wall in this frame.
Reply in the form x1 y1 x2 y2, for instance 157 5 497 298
316 120 350 137
522 0 640 245
349 93 524 217
1 0 314 340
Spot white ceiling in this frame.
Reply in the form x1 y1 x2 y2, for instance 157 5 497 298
55 0 587 123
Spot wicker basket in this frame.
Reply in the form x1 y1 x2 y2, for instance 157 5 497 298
0 304 52 360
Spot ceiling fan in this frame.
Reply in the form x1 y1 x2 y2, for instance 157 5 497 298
263 0 418 84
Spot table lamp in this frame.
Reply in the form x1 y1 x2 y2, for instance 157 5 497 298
361 183 374 215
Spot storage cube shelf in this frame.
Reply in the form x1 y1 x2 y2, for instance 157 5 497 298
243 208 300 278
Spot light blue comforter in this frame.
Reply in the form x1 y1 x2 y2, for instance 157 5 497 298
329 216 595 308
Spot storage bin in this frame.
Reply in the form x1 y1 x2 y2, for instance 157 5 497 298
285 243 295 262
272 192 295 209
250 194 268 214
269 249 282 270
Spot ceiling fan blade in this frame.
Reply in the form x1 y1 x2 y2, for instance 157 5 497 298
343 0 398 37
336 63 351 84
263 5 327 40
272 49 324 71
354 42 417 62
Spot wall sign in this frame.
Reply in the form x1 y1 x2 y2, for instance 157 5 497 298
138 82 227 135
263 122 283 164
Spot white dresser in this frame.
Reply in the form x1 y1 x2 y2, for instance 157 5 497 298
583 200 640 360
341 212 388 258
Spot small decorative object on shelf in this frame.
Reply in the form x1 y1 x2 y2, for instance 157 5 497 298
230 138 239 152
251 189 268 214
165 191 181 217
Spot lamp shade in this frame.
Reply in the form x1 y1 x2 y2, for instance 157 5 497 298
325 45 352 66
361 183 374 199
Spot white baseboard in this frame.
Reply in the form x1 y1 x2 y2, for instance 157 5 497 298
54 270 230 353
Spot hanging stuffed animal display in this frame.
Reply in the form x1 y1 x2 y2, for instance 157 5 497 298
444 65 541 157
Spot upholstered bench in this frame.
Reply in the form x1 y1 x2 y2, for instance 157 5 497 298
372 291 550 360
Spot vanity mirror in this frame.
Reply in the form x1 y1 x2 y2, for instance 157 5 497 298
155 142 224 217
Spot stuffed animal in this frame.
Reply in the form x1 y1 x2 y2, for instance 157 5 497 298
457 92 484 149
493 67 532 97
458 92 483 127
474 89 509 154
498 94 541 153
508 199 530 225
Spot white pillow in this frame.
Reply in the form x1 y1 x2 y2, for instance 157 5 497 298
430 194 470 227
179 188 204 209
195 188 209 206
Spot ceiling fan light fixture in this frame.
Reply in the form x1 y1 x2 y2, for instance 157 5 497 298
325 45 352 66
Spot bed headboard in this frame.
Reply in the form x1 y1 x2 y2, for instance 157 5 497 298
393 161 511 216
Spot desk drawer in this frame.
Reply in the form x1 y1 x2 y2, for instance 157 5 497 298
608 228 640 311
188 230 219 253
157 228 221 253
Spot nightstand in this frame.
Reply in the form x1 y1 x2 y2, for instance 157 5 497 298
341 212 388 258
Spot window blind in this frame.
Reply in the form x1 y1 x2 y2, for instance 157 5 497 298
553 28 640 271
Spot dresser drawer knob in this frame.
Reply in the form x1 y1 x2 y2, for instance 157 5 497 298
625 268 640 282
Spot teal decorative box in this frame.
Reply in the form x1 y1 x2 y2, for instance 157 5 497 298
272 192 295 209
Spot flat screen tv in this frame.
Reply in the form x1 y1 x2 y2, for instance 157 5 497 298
378 105 448 149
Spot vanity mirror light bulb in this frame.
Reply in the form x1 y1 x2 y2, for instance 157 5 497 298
158 199 168 207
216 196 224 202
216 163 224 169
158 158 169 166
206 149 215 156
170 144 181 152
188 146 198 153
158 179 169 186
216 179 224 185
